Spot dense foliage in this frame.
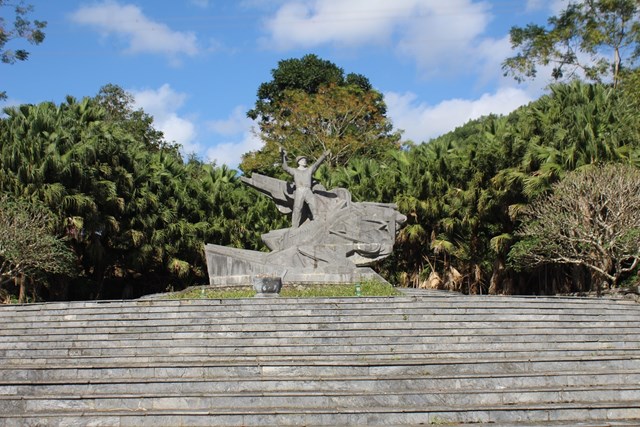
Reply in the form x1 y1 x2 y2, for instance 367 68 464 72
0 89 275 300
241 54 401 173
377 81 640 294
2 64 640 302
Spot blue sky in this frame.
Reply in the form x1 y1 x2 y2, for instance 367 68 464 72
2 0 567 168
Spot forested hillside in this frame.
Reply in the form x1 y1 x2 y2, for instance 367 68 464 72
0 89 285 302
380 81 640 294
1 77 638 302
2 0 640 302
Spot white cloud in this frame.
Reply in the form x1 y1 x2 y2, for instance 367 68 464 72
385 87 533 143
262 0 493 76
206 133 264 169
130 84 199 154
526 0 545 12
263 0 411 49
205 105 262 168
475 35 515 87
70 1 199 63
550 0 570 14
395 1 492 75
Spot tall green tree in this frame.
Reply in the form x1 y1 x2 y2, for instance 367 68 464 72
242 54 400 173
247 83 400 170
0 0 46 99
247 54 349 122
95 84 168 151
503 0 640 86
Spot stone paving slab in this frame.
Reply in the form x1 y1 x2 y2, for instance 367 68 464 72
1 384 639 411
1 401 640 426
4 370 640 397
3 304 639 320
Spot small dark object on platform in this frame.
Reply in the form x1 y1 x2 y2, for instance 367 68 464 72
252 275 282 297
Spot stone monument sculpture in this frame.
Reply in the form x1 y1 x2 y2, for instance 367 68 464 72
204 152 406 286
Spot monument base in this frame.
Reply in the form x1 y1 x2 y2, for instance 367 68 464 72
204 243 387 288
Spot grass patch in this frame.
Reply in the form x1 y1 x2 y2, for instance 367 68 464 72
166 280 400 299
169 287 255 299
280 280 400 298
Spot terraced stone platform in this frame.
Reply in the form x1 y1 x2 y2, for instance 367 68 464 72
1 289 639 426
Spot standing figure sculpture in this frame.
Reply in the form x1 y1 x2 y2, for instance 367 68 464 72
280 148 329 228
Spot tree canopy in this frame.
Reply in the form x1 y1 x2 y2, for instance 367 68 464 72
96 84 168 151
247 54 372 122
0 0 46 99
0 87 273 300
503 0 640 86
372 80 640 294
0 195 75 302
241 54 400 173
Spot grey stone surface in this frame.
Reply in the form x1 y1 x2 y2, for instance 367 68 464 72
1 292 640 425
205 161 406 286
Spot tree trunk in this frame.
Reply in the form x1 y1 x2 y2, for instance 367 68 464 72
489 257 505 295
613 47 621 88
17 275 26 304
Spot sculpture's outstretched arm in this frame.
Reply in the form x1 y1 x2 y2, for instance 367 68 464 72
311 150 330 173
280 147 295 175
241 174 294 214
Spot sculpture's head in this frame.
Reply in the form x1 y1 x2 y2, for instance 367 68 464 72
296 156 308 167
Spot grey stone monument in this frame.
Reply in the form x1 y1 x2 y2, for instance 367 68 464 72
204 152 406 286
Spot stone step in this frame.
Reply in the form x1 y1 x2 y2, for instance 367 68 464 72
3 330 639 347
3 324 638 337
2 297 637 312
1 292 638 425
5 341 640 364
0 330 640 350
3 320 638 336
3 327 638 343
1 401 639 426
2 332 638 353
3 350 640 372
3 299 637 322
3 303 638 320
2 294 632 306
5 316 637 331
0 337 640 359
1 297 637 318
2 385 639 413
3 304 639 319
4 369 638 396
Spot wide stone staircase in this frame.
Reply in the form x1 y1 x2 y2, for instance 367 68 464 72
1 289 639 426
